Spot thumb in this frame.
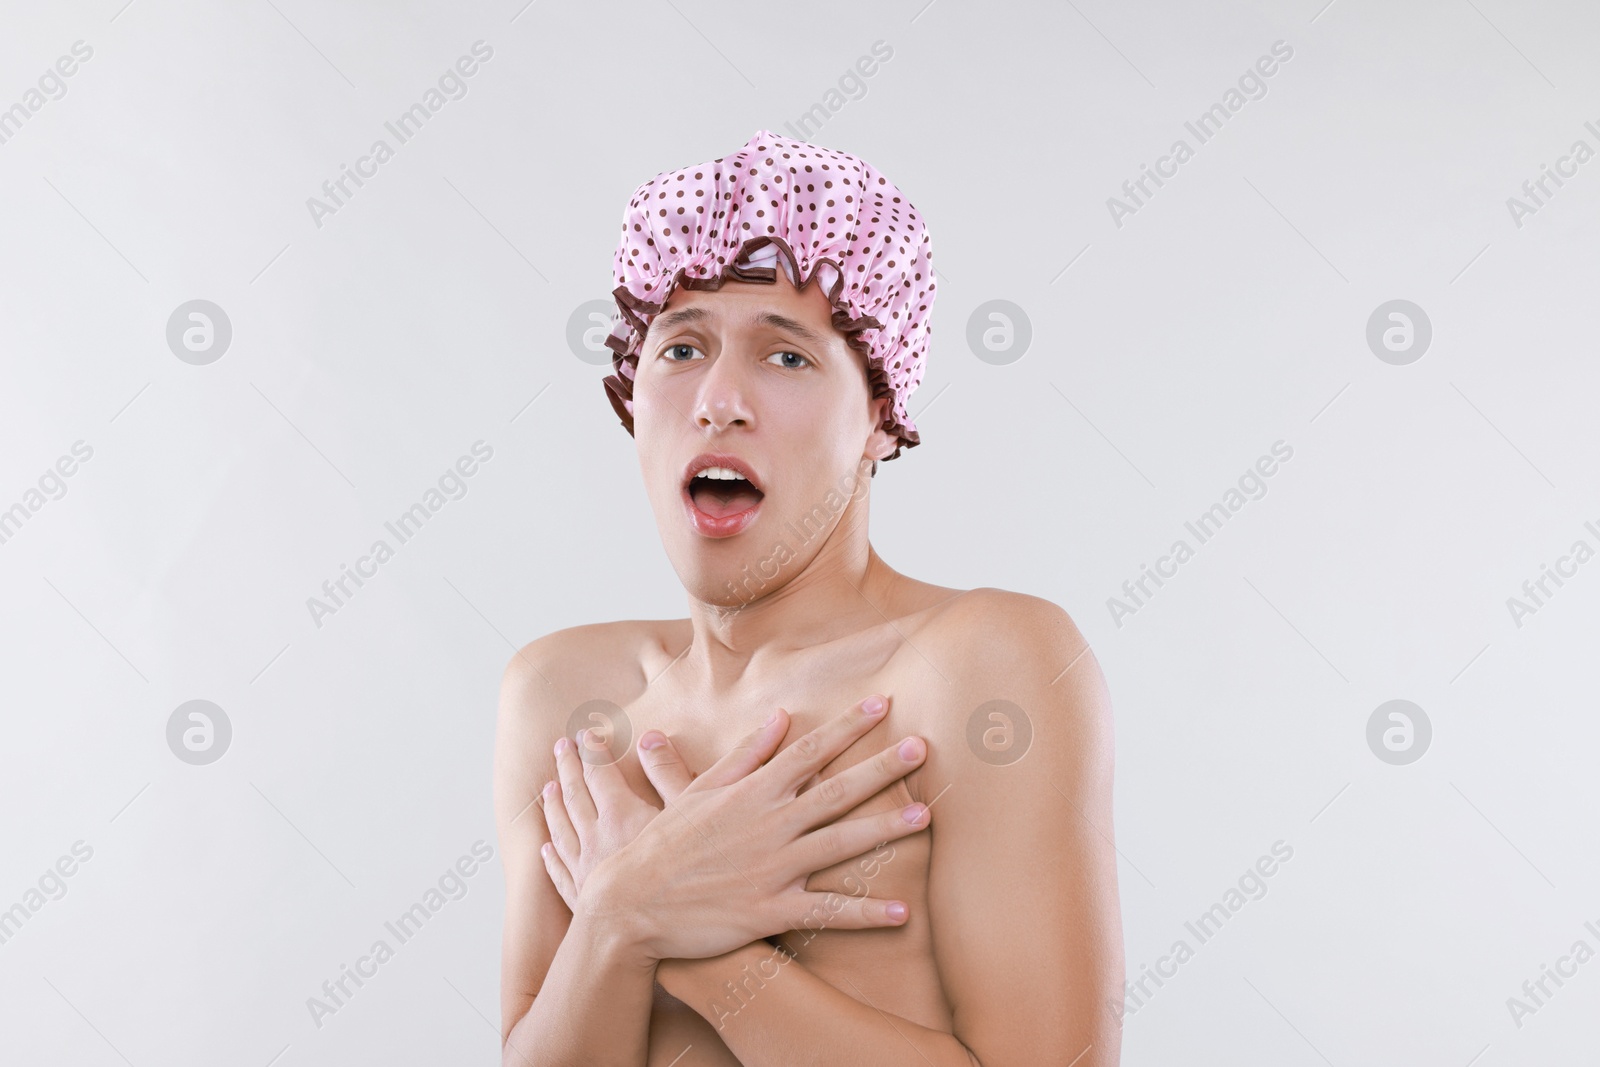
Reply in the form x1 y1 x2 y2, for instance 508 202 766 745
637 732 695 801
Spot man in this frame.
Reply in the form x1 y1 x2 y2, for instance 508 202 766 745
496 130 1123 1065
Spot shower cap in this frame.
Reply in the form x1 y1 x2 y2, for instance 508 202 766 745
601 128 936 461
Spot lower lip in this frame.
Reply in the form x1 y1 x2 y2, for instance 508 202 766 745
681 487 763 539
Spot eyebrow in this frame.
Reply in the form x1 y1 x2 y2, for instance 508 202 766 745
650 306 709 335
650 306 830 348
753 311 828 347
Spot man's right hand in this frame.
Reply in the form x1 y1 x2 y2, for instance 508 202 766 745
577 694 930 965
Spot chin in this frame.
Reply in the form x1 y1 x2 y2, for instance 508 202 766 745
669 555 764 609
661 519 799 607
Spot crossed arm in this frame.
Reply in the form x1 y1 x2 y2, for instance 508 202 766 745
494 596 1123 1066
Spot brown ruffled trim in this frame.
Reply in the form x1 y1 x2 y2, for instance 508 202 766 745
601 234 921 468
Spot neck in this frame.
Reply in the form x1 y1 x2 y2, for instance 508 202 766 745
680 491 896 692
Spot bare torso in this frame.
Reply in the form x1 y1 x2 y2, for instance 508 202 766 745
568 581 970 1064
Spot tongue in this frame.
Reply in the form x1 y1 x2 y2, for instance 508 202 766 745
691 479 762 518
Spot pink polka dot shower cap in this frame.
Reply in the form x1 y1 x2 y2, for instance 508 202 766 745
602 128 936 461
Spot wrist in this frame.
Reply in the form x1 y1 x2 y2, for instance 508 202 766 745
571 867 657 972
658 940 785 1003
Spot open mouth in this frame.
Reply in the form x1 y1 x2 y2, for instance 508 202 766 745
687 471 764 518
681 455 765 538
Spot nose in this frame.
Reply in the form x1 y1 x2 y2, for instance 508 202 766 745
692 354 754 434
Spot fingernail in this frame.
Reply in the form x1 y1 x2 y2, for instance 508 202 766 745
639 731 665 751
862 696 887 717
902 803 927 824
765 709 780 727
898 737 921 760
886 901 907 922
554 737 570 756
543 781 555 797
540 843 550 858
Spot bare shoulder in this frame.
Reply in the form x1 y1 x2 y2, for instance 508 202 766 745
910 587 1112 776
922 586 1100 689
492 619 681 817
497 619 664 713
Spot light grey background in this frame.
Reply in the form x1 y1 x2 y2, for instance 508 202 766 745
2 1 1597 1064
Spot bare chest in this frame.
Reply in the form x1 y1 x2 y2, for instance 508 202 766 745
610 657 953 1036
613 672 929 900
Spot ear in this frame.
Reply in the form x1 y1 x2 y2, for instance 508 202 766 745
863 395 898 462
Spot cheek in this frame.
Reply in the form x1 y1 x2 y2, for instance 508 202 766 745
771 408 865 497
630 371 682 439
631 401 678 498
633 364 707 433
767 374 860 434
765 399 852 473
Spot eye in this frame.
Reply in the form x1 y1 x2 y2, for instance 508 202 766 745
661 343 703 362
766 350 811 369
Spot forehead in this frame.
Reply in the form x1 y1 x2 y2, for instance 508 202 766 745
650 276 841 344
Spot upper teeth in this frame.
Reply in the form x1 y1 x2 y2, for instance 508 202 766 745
695 466 746 481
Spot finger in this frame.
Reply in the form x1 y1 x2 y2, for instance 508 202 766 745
783 889 909 932
577 728 636 810
790 801 930 874
540 780 581 864
540 841 577 911
554 736 598 822
792 735 927 829
764 695 890 793
638 731 699 802
691 708 789 791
